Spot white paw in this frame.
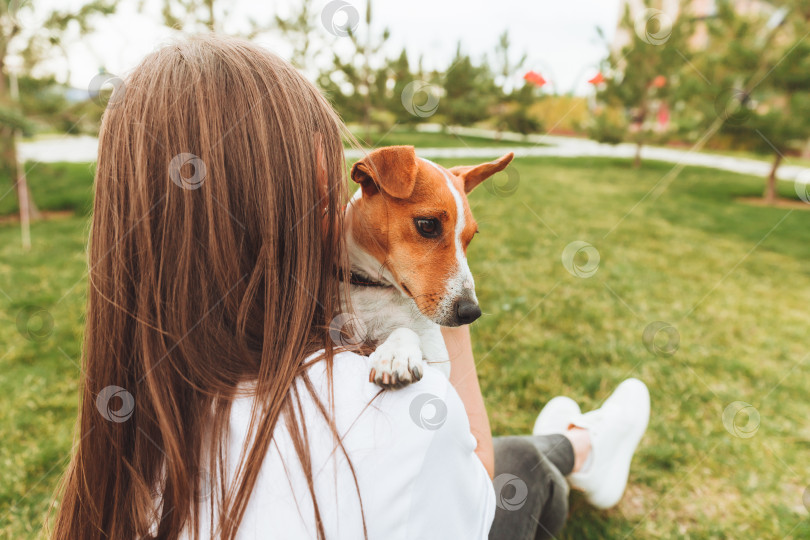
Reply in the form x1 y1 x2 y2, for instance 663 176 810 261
369 328 425 389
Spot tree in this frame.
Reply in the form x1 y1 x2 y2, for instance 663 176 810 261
696 0 810 202
0 0 115 223
272 0 320 69
494 83 543 134
159 0 217 32
441 44 497 126
489 30 541 135
317 0 390 141
590 4 695 167
157 0 287 42
492 30 527 95
387 48 416 125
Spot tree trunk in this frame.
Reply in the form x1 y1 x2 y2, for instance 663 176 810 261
633 142 642 169
363 88 371 143
362 60 371 143
363 0 372 143
1 40 40 221
801 138 810 160
763 153 782 203
0 128 41 220
206 0 215 31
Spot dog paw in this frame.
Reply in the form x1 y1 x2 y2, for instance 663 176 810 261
368 328 424 389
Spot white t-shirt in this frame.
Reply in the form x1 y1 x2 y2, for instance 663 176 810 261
184 350 495 539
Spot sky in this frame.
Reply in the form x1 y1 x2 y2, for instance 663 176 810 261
18 0 623 96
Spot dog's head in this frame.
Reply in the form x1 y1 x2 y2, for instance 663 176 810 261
348 145 514 327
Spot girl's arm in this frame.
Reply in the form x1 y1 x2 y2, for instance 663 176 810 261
441 325 494 479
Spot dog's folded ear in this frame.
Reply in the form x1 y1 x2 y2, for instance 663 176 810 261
351 146 418 199
449 152 515 193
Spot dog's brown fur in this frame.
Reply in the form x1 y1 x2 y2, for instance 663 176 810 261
349 146 513 320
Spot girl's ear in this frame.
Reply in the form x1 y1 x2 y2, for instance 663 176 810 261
449 152 515 193
350 146 418 199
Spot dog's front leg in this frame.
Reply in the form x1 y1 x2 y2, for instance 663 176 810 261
418 324 451 379
369 327 424 389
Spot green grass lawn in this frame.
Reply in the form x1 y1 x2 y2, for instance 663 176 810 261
0 162 96 217
1 152 809 538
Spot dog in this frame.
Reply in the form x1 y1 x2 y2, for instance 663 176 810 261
341 145 514 389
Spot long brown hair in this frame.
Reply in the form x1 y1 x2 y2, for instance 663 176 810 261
52 35 359 539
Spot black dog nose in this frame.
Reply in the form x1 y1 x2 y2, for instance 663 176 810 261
456 299 482 324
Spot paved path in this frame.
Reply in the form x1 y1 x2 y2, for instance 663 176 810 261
19 135 99 164
19 128 809 184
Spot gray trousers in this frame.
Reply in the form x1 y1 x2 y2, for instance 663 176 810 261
488 434 575 540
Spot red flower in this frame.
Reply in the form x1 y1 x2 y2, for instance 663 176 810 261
524 70 547 87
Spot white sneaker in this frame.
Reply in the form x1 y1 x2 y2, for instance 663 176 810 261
532 396 581 436
567 378 650 510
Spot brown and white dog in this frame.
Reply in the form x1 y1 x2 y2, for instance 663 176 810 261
343 145 514 389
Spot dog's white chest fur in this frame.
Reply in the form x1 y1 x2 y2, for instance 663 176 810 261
343 283 450 381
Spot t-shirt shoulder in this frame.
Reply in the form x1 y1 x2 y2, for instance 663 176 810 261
199 349 495 539
312 350 495 539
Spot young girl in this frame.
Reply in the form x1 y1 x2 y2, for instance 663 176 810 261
53 35 649 539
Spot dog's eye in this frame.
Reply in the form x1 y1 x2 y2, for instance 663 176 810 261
414 218 441 238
